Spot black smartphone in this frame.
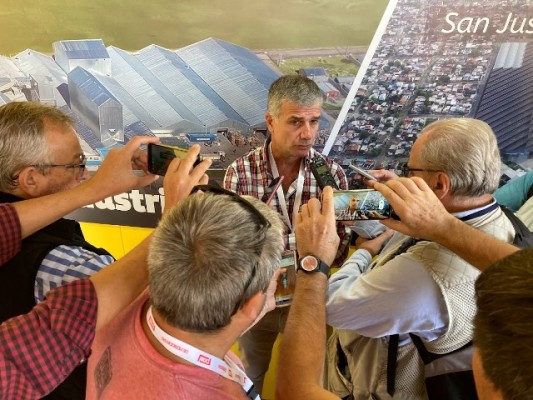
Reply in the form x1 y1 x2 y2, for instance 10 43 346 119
310 156 339 190
348 164 377 181
333 189 392 221
147 143 201 176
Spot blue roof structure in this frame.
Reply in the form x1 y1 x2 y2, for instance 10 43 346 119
53 39 109 60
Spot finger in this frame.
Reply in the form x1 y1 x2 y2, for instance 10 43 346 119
299 203 310 218
125 135 159 153
199 173 209 185
306 197 321 216
379 218 405 233
321 186 335 217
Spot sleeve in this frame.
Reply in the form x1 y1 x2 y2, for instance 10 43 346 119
223 163 239 192
331 163 349 191
328 162 351 265
327 251 447 336
494 172 533 212
0 278 97 399
35 245 114 303
0 203 22 265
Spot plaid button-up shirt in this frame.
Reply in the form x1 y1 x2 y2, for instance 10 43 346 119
224 142 349 262
0 278 97 399
0 204 21 264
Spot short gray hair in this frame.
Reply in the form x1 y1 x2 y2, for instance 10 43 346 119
0 101 74 191
148 191 284 333
267 75 323 117
418 118 501 196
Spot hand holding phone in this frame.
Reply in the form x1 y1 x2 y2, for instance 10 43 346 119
147 143 201 176
275 250 297 307
333 189 392 221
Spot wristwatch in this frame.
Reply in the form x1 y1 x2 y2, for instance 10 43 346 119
297 255 330 277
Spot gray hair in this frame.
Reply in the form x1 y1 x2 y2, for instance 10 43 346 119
0 101 74 192
148 191 284 333
267 75 323 117
418 118 501 197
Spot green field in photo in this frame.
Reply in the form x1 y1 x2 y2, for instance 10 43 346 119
278 55 360 77
0 0 388 55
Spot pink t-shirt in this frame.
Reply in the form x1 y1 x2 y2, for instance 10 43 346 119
86 291 249 399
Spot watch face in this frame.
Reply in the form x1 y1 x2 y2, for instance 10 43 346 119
301 256 318 272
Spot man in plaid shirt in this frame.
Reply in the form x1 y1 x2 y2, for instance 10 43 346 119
224 75 348 394
0 144 209 399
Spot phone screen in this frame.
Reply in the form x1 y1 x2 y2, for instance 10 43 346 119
274 250 297 307
148 143 196 176
333 189 392 221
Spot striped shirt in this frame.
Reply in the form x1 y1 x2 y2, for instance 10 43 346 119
35 245 114 303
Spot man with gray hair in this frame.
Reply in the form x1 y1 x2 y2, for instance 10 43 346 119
85 185 285 399
0 101 143 399
326 118 516 399
224 74 349 394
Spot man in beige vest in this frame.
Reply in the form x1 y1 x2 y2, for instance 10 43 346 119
326 118 516 399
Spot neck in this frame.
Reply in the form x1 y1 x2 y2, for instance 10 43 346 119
141 303 237 364
270 146 303 191
443 194 494 213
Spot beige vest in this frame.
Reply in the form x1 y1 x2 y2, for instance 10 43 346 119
327 207 515 400
516 196 533 231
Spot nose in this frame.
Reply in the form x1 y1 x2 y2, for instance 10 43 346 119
300 122 314 140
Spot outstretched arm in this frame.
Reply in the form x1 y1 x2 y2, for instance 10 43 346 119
277 186 340 400
369 177 519 270
12 136 160 239
89 145 210 330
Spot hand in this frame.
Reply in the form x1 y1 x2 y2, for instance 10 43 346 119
263 269 282 315
372 177 453 241
88 136 160 197
367 169 399 183
295 186 339 266
355 229 394 257
162 144 211 212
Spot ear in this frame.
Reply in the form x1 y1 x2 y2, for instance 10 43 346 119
431 171 451 200
265 112 275 132
17 166 44 198
241 292 265 320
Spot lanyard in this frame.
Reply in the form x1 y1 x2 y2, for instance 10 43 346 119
267 143 305 232
146 306 260 400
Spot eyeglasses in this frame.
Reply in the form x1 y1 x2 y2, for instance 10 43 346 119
191 184 271 314
34 154 87 178
10 154 87 184
401 164 441 177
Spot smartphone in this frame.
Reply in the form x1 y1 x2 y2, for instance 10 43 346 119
274 250 297 307
310 156 339 189
348 164 377 181
147 143 201 176
333 189 392 221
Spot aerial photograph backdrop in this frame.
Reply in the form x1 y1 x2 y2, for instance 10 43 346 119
0 0 389 226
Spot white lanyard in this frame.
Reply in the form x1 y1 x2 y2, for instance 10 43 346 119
146 306 260 399
267 143 305 232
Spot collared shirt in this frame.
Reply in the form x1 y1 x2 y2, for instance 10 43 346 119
0 203 22 264
0 278 97 399
326 201 508 344
35 245 114 303
224 142 349 256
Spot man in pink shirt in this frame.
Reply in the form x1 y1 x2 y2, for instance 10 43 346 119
86 185 285 400
0 142 211 399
